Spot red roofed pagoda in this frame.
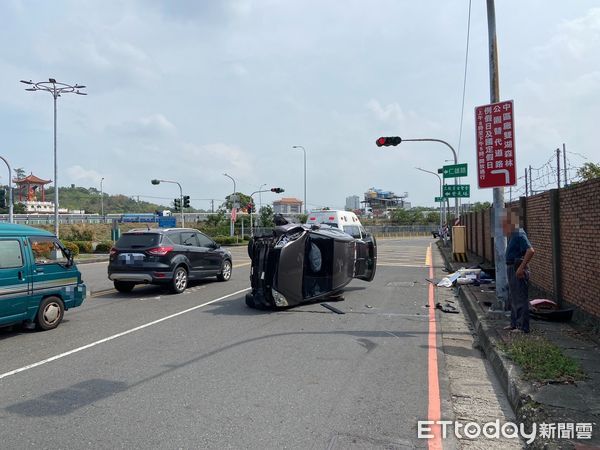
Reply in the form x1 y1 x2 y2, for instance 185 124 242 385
14 173 52 202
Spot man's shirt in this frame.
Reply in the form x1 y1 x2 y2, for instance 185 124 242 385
506 228 532 265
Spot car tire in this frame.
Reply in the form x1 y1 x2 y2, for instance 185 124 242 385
114 281 135 293
170 266 188 294
245 293 256 308
36 296 65 331
217 259 232 282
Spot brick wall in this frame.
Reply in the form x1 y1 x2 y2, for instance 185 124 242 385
558 178 600 317
461 177 600 321
524 192 554 295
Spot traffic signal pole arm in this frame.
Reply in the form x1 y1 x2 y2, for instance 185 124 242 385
377 136 459 221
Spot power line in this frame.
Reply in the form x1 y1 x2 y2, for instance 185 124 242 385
456 0 472 159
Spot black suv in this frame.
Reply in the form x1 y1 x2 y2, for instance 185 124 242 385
108 228 232 294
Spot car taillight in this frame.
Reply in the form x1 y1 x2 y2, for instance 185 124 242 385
147 246 174 256
109 247 117 256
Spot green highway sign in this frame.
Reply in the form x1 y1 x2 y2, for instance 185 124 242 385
434 196 445 202
443 163 468 178
443 184 470 198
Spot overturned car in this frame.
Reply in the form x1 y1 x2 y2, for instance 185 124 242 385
246 223 377 309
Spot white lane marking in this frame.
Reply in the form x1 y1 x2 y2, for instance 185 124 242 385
0 288 250 381
78 261 109 266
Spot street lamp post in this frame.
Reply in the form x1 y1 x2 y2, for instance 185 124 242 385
292 146 307 214
399 138 459 222
416 167 443 232
21 78 86 237
151 179 184 227
258 183 266 213
0 155 14 223
223 173 236 237
100 177 105 222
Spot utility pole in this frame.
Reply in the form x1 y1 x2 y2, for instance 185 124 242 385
0 156 14 222
528 165 533 195
487 0 508 311
525 169 529 197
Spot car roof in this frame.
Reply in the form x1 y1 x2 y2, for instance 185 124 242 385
0 223 54 237
124 228 200 234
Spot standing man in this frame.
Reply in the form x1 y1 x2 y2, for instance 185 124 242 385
502 209 535 333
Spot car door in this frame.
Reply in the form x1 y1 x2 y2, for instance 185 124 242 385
29 236 78 300
196 232 222 273
0 238 30 324
179 231 204 273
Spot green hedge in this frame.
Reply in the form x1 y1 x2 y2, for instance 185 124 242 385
62 241 80 257
214 235 238 245
72 240 94 254
95 241 113 253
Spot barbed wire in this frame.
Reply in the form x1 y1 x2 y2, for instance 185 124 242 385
507 147 589 201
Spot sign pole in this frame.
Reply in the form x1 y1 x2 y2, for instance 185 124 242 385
487 0 508 311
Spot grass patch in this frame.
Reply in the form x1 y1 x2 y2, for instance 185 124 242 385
502 335 585 382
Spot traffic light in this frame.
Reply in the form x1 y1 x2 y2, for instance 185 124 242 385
173 198 181 211
183 195 190 208
247 203 254 213
0 189 5 209
270 187 284 193
375 136 402 147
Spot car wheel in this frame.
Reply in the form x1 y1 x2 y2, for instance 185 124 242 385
36 296 65 331
170 266 188 293
245 293 256 308
114 280 135 293
217 259 232 282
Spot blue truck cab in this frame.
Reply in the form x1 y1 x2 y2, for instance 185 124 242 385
0 223 86 331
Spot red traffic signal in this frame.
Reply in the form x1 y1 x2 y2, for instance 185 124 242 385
271 187 284 193
376 136 402 147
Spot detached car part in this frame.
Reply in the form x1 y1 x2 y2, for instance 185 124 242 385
246 223 376 309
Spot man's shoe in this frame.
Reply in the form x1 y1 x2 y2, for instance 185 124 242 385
503 325 516 330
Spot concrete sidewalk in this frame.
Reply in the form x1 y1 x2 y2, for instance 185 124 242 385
436 242 600 449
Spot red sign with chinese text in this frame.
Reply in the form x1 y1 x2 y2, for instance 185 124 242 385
475 100 516 188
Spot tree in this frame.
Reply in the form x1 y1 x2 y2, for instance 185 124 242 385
577 162 600 181
13 167 26 180
471 201 491 212
297 213 308 224
259 205 274 227
206 209 225 227
223 192 252 211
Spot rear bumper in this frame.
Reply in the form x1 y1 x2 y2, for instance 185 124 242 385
108 271 174 283
109 273 153 282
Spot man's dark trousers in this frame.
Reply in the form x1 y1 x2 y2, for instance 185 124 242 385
508 262 530 332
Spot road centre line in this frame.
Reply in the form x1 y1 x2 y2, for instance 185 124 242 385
0 288 250 381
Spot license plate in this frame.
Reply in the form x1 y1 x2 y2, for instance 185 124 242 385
118 253 145 265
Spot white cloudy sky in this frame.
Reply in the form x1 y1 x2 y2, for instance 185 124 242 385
1 0 598 210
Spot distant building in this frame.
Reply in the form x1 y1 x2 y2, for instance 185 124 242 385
273 197 303 215
345 195 360 211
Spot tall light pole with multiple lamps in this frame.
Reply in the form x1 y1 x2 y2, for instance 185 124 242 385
292 145 307 214
223 173 237 237
21 78 86 238
0 155 14 223
151 179 184 227
100 177 105 221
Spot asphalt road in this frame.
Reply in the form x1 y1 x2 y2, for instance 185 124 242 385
0 237 459 449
